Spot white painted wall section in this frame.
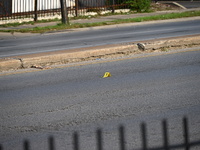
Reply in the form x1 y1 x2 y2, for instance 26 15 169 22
12 0 75 13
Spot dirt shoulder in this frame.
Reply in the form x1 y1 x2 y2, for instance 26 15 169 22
1 34 200 73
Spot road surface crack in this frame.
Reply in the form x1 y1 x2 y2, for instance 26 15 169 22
18 58 24 69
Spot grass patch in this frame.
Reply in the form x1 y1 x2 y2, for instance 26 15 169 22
0 18 60 28
113 11 200 23
0 11 129 28
0 10 200 33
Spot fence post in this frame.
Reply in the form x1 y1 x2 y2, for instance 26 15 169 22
141 122 147 150
49 136 55 150
75 0 78 17
23 140 30 150
34 0 38 22
112 0 115 13
60 0 69 24
96 129 103 150
183 117 189 150
162 119 169 150
73 132 79 150
119 125 126 150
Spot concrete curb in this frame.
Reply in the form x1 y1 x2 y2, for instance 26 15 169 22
1 35 200 72
159 1 187 9
172 2 187 10
0 58 22 71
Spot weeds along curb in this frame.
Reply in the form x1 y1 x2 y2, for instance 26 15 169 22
1 35 200 72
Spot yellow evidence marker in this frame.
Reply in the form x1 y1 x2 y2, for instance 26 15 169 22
103 72 111 78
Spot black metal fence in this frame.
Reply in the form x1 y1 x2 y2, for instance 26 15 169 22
0 0 129 22
1 117 200 150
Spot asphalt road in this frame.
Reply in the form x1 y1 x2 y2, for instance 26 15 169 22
0 49 200 150
179 1 200 9
0 18 200 58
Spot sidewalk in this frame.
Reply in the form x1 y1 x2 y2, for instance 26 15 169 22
0 7 200 40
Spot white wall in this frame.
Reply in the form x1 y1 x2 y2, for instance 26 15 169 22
12 0 75 13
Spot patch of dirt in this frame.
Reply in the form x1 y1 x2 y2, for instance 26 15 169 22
150 2 182 11
78 43 200 62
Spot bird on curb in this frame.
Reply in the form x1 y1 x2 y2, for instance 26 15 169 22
137 43 145 51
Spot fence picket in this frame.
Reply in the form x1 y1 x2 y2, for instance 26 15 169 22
183 117 190 150
73 132 79 150
162 119 169 150
141 122 147 150
49 136 55 150
23 140 30 150
119 125 126 150
96 128 103 150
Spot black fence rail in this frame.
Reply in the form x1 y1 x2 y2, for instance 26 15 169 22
0 0 129 22
0 117 200 150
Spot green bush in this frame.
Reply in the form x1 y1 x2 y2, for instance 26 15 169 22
126 0 151 12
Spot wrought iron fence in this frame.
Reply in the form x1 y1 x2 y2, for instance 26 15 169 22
0 117 200 150
0 0 129 22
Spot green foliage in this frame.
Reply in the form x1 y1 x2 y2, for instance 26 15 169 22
126 0 151 12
